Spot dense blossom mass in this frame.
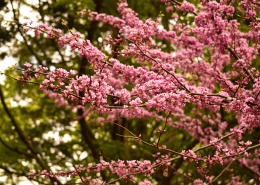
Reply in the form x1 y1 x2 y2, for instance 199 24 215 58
18 0 260 184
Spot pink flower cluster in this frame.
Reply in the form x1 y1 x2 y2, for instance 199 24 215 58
179 1 195 13
29 159 156 183
20 0 260 184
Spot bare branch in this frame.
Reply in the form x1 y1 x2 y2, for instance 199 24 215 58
211 161 233 184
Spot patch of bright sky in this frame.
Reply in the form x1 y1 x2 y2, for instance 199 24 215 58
0 56 17 84
0 174 7 184
0 1 40 85
0 176 37 185
18 181 36 185
2 0 40 25
43 131 72 144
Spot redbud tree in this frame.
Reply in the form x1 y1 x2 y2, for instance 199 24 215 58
4 0 260 184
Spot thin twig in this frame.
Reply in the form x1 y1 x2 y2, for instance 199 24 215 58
156 112 170 147
126 38 191 93
211 161 233 183
223 142 260 159
226 47 254 82
194 133 233 152
114 123 195 158
72 164 86 185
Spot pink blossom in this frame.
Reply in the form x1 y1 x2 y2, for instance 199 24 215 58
139 181 152 185
20 0 260 183
179 1 195 13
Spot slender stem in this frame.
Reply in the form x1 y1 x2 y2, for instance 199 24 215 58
226 47 254 82
211 161 233 183
114 123 194 158
223 142 260 159
72 164 85 184
194 133 233 152
127 39 190 93
156 112 170 147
